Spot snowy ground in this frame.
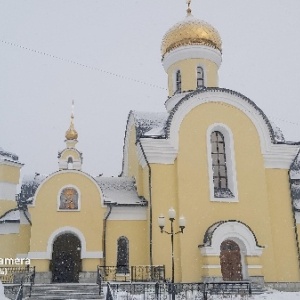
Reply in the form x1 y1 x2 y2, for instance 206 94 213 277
209 290 300 299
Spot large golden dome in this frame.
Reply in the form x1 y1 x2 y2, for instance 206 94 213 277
161 14 222 57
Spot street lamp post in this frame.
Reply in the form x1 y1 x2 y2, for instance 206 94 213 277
158 208 186 300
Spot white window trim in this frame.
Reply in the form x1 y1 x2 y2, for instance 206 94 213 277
207 123 238 202
57 184 81 211
196 64 206 88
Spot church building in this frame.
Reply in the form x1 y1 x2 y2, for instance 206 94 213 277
1 2 300 287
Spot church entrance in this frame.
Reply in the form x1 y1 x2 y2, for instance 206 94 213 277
51 233 81 283
220 240 243 281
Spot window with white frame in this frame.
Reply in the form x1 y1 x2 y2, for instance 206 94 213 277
197 66 204 88
207 124 238 201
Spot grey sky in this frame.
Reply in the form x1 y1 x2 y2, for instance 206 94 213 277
1 0 300 178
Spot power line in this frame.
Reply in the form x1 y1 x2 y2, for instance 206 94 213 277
0 39 167 91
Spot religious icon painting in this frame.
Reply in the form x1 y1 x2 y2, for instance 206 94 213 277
59 187 79 210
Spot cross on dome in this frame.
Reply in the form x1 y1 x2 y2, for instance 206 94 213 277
186 0 192 15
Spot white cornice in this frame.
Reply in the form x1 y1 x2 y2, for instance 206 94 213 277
162 45 222 71
139 138 177 165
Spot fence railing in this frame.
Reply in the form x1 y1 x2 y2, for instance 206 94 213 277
97 265 165 283
107 282 204 300
0 266 35 297
131 265 165 282
203 281 252 299
98 280 252 299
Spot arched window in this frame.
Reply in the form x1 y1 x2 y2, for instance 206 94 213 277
197 66 204 88
116 236 129 273
67 157 73 169
175 70 182 93
211 131 234 198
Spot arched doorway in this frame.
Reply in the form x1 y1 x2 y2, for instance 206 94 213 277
51 233 81 283
220 240 242 281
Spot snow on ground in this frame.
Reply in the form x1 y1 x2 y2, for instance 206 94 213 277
209 290 300 299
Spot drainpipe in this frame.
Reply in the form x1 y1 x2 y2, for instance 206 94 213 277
103 203 113 267
138 141 153 266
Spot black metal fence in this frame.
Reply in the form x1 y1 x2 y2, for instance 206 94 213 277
99 281 252 299
97 265 165 282
106 282 204 300
203 281 252 299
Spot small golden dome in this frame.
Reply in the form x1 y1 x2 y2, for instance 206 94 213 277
161 14 222 57
65 114 78 140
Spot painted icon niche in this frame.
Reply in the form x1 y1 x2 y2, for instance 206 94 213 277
59 187 79 210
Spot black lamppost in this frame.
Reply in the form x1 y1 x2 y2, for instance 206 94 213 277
158 208 186 300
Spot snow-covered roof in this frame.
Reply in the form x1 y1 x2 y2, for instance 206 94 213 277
0 209 20 223
0 147 20 163
270 122 285 143
95 176 147 206
290 150 300 180
132 111 168 140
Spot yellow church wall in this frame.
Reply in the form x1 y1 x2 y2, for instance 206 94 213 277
134 101 300 283
28 172 104 272
167 59 218 96
0 164 21 184
264 169 300 282
0 224 31 263
0 202 17 216
105 220 148 267
150 163 182 281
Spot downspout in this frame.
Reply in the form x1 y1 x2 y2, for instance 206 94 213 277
103 203 113 267
138 141 153 266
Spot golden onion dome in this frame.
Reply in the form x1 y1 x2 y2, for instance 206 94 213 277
65 113 78 140
161 13 222 57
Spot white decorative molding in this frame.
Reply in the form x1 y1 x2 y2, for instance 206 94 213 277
0 182 17 200
202 265 221 269
108 206 147 221
206 123 238 202
200 221 263 257
28 226 103 259
248 265 262 269
138 138 177 165
27 251 49 259
162 45 222 71
165 92 189 112
0 222 19 234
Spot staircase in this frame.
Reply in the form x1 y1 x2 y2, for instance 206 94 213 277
25 283 102 300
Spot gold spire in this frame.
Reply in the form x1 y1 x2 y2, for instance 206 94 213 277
65 100 78 140
186 0 192 15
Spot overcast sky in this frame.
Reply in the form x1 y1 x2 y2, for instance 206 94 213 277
1 0 300 179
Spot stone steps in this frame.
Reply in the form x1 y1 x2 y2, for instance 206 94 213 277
25 283 102 300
